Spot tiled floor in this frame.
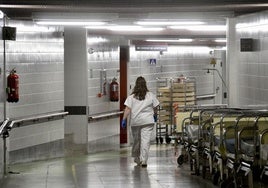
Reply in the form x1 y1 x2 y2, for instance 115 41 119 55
0 144 252 188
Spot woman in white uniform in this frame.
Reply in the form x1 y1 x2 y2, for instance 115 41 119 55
121 76 159 167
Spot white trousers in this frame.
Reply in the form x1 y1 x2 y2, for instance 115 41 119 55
131 124 154 164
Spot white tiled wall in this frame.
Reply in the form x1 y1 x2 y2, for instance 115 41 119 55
129 45 217 101
87 36 120 115
87 35 120 152
0 20 65 163
5 21 64 117
9 120 64 151
235 10 268 106
88 118 119 153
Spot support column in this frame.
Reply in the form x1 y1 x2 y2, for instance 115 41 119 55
64 27 88 154
226 18 237 107
120 46 129 144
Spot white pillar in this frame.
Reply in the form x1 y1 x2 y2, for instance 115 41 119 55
64 27 88 151
226 18 238 107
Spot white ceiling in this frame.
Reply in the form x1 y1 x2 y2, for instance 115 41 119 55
1 1 268 46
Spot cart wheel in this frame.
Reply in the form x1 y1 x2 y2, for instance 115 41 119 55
194 163 200 176
160 137 164 144
260 174 268 183
190 160 193 171
176 138 181 144
219 180 227 188
177 155 184 165
166 137 171 144
156 137 159 144
201 166 207 179
220 178 234 188
212 171 220 185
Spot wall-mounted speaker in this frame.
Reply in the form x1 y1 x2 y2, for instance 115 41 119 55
240 38 253 52
2 26 16 41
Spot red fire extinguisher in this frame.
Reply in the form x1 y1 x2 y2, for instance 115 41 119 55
7 69 19 103
110 77 119 102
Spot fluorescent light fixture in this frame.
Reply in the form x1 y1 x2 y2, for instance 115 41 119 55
136 21 204 26
108 25 142 31
134 27 163 31
169 25 226 31
87 37 108 43
168 46 212 53
215 39 226 43
87 25 163 31
108 25 163 31
7 23 56 33
177 39 193 42
18 26 55 32
36 21 106 26
86 26 107 29
146 39 193 42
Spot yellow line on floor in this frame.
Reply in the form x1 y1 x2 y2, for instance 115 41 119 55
71 164 79 188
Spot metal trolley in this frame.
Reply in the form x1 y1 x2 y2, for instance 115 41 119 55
156 76 196 144
177 107 268 188
176 105 228 173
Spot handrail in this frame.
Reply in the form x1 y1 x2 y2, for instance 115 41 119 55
0 118 10 136
0 111 68 175
89 110 123 122
8 111 69 129
196 93 216 100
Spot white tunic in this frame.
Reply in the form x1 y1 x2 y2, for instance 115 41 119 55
124 92 159 126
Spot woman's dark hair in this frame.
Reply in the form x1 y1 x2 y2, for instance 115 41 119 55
132 76 149 100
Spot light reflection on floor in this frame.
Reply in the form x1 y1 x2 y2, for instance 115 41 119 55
1 144 219 188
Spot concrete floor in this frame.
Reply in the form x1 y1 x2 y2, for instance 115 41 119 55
0 144 263 188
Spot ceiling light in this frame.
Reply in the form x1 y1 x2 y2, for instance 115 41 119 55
87 37 108 43
36 21 106 26
146 39 193 42
136 21 204 26
215 39 226 43
177 39 193 42
18 26 55 32
169 25 226 31
87 25 163 31
108 25 163 31
7 23 56 32
86 26 107 29
108 25 142 31
168 46 212 53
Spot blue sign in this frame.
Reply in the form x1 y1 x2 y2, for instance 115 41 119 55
149 59 156 65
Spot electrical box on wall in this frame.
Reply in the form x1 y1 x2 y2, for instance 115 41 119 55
240 38 253 52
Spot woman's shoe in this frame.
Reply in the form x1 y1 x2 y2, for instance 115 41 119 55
134 157 141 165
141 163 147 168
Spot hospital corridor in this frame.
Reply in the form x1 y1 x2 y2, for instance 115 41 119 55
1 0 268 188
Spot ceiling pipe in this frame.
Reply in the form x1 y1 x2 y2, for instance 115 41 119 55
1 3 268 14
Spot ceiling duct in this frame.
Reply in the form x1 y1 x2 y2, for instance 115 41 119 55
1 2 268 19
